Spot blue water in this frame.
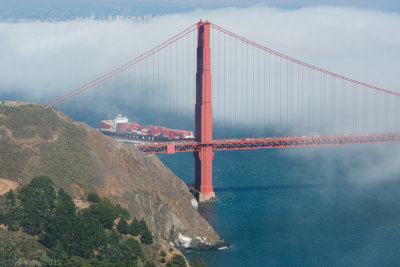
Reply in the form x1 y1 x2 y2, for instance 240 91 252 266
158 143 400 266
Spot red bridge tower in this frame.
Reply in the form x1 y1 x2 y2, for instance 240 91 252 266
193 21 215 202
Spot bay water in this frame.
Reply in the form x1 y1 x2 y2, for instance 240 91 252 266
159 143 400 266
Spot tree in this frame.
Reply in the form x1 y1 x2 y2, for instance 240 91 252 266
88 198 119 229
19 176 57 235
129 218 141 236
116 204 130 220
87 192 100 203
63 256 104 267
3 189 21 228
139 219 149 233
74 209 107 258
5 189 17 206
40 188 77 253
40 189 107 259
108 229 122 245
124 237 144 260
167 254 187 267
117 219 129 234
140 229 153 245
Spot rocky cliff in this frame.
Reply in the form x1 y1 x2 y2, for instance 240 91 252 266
0 101 224 249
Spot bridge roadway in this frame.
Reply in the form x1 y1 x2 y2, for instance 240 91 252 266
134 133 400 154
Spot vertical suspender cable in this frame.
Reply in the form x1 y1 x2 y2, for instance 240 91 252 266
275 56 278 136
153 53 155 127
187 32 189 132
246 42 248 138
286 59 288 136
264 50 266 136
176 40 178 130
308 69 312 134
170 44 172 128
268 52 271 137
253 44 255 137
242 40 244 138
234 37 237 138
257 48 260 137
230 35 232 138
279 57 282 136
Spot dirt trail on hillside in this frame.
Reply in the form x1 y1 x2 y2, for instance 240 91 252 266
0 178 19 195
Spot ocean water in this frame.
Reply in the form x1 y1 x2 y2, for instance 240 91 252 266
158 143 400 267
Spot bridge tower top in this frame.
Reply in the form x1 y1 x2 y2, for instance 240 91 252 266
195 20 212 143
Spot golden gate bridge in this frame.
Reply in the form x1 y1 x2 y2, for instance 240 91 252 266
47 20 400 202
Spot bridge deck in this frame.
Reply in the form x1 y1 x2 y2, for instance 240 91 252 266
135 134 400 153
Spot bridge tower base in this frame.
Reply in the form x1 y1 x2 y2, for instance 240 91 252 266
193 21 215 202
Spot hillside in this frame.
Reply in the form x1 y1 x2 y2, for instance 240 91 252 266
0 176 202 266
0 101 223 249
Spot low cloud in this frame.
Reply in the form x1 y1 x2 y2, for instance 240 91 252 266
1 5 399 136
0 6 399 98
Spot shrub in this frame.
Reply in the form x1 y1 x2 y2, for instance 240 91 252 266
160 249 167 257
145 260 157 267
8 221 20 231
190 258 207 267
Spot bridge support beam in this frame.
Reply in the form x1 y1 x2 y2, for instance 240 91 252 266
193 20 215 202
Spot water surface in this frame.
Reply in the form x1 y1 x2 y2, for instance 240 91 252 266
159 143 400 266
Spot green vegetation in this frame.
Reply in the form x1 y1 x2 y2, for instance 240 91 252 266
117 218 130 234
117 216 154 245
87 192 101 203
0 176 152 266
0 228 52 265
145 261 157 267
165 254 207 267
167 254 187 267
89 197 121 229
19 176 57 235
0 175 207 266
190 258 208 267
0 104 98 193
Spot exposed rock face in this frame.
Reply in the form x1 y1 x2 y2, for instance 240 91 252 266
0 102 224 249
